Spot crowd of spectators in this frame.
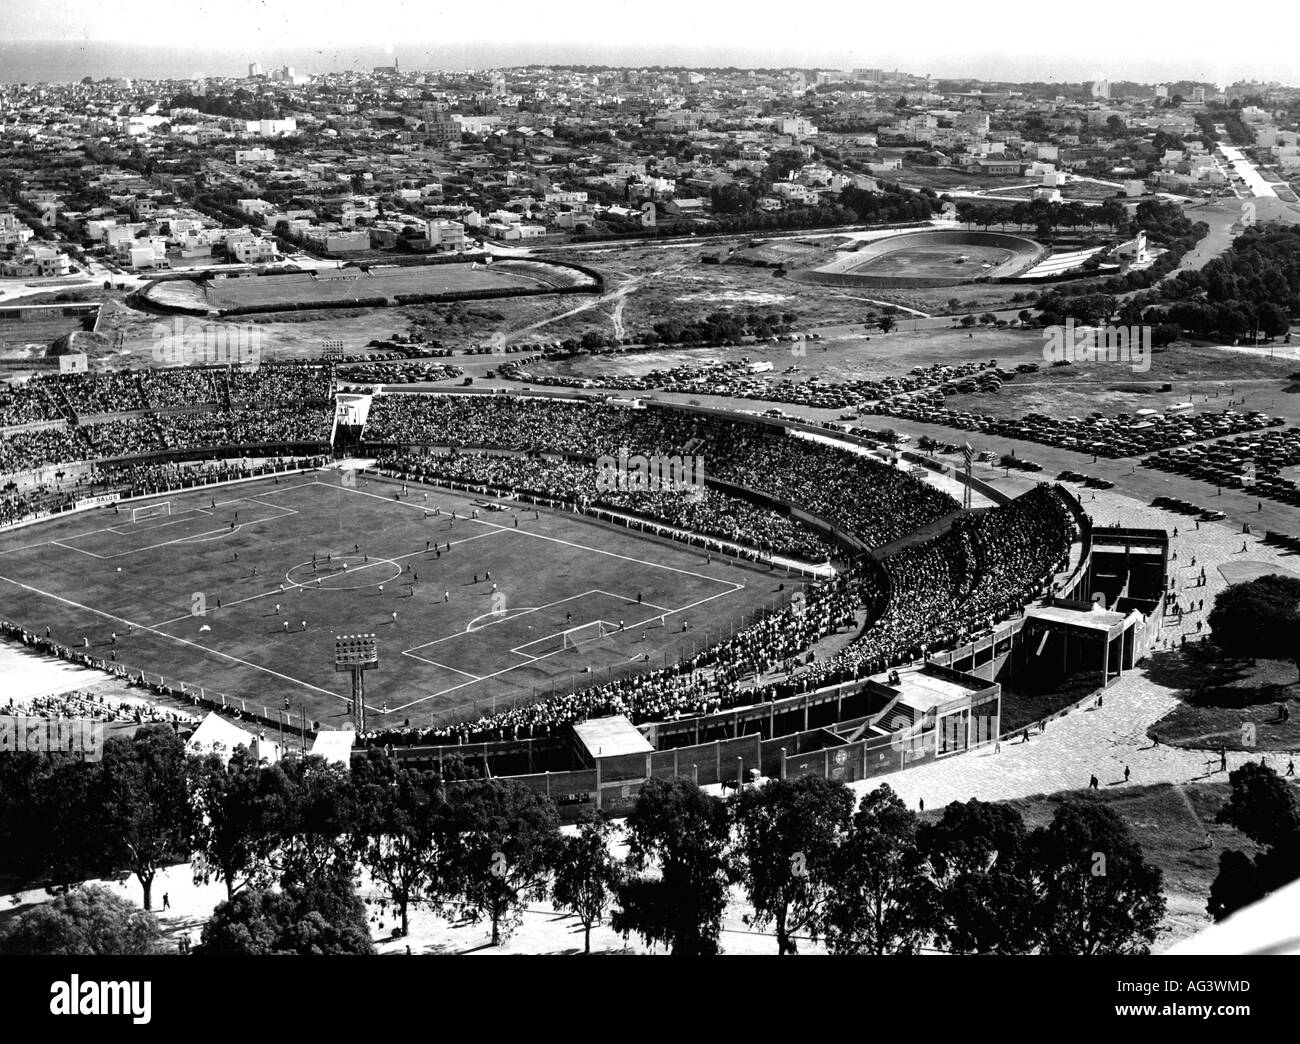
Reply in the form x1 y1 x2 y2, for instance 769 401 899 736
139 368 222 409
1 689 196 728
365 570 872 746
0 382 64 426
0 367 337 476
227 365 333 407
82 418 164 456
0 485 75 528
53 372 148 416
364 394 958 548
377 450 839 562
363 484 1075 746
0 426 90 475
0 456 325 531
779 484 1075 692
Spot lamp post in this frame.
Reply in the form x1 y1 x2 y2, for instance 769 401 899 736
335 633 379 734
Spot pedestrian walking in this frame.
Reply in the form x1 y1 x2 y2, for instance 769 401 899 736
1123 765 1130 782
1089 774 1099 790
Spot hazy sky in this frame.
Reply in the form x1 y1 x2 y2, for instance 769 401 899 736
2 0 1297 84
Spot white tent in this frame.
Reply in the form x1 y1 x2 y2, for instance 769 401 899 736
309 729 356 768
185 712 285 765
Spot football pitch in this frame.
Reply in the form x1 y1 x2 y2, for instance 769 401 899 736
0 471 787 732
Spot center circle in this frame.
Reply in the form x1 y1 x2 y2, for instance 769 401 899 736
286 555 403 591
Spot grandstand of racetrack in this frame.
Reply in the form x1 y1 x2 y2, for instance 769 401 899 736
0 367 1112 807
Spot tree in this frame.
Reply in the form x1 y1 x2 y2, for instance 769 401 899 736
98 726 197 910
445 779 560 946
960 314 977 328
918 798 1038 953
612 778 732 955
732 775 853 954
353 757 455 937
878 314 897 334
1026 801 1165 954
552 812 621 953
1208 762 1300 921
195 867 374 955
187 746 285 901
1208 574 1300 679
274 754 363 888
0 885 167 955
824 784 935 954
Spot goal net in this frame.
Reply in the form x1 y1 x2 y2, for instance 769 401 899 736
562 619 612 649
130 502 173 524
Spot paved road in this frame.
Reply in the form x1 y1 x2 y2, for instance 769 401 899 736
1220 144 1277 199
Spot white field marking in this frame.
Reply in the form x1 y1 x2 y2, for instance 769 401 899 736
404 590 607 654
0 572 346 700
463 605 538 631
206 480 322 509
107 506 215 535
469 512 747 587
283 556 404 592
510 619 619 658
388 587 746 713
143 576 322 629
0 482 322 557
396 656 485 681
597 589 672 612
53 495 301 560
325 479 747 590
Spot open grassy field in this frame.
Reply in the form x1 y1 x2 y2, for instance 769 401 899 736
197 261 580 311
0 470 788 732
1144 648 1300 753
991 781 1263 949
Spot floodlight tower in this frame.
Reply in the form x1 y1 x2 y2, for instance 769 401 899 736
335 633 379 734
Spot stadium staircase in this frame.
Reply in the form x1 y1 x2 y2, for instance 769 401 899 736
871 507 967 559
49 383 78 426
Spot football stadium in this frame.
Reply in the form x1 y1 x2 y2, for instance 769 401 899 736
1 366 1169 815
792 229 1047 288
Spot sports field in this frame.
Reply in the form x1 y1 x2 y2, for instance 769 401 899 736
141 260 595 315
0 471 786 731
846 243 1018 278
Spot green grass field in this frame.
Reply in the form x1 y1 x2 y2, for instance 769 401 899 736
0 471 786 731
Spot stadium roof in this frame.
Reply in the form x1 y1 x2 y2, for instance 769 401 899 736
572 714 653 760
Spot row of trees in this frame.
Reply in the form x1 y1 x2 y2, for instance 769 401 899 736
952 198 1129 238
0 728 1177 955
1144 225 1300 340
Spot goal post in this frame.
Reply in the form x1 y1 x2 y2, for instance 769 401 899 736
130 502 173 524
561 619 610 649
